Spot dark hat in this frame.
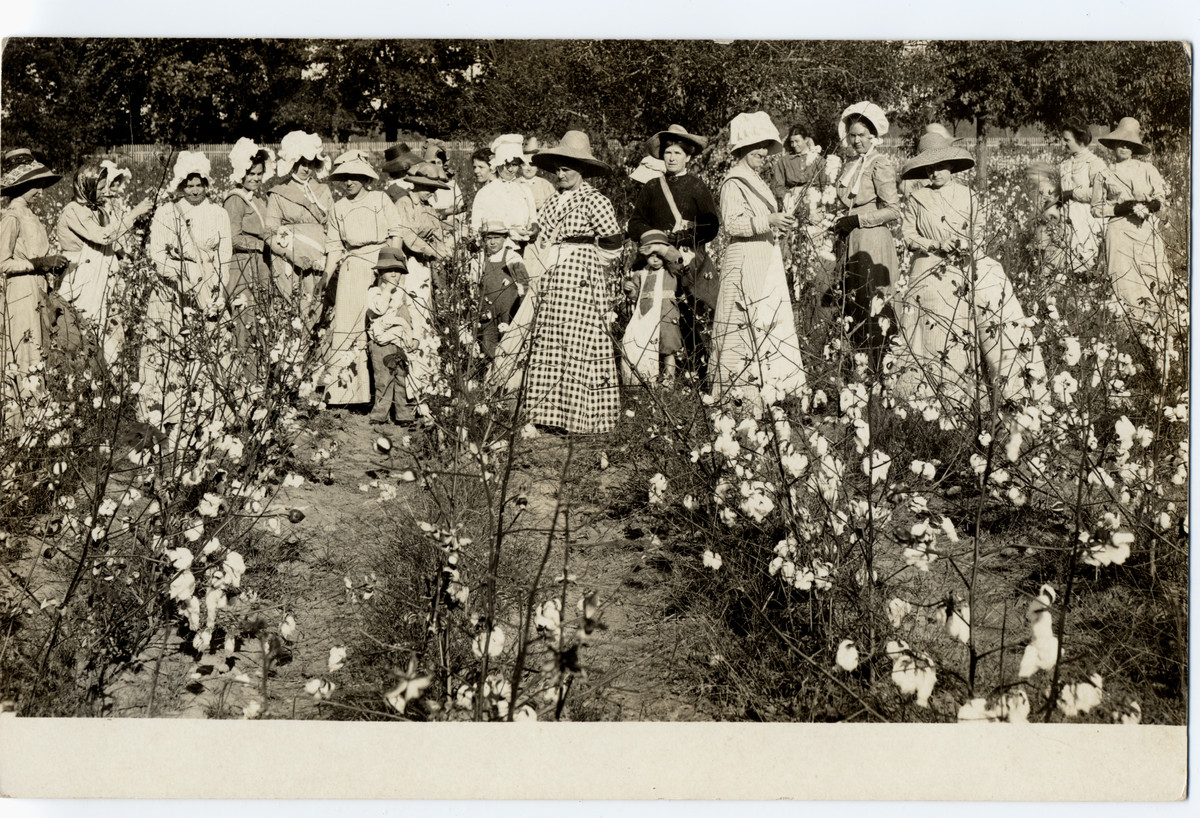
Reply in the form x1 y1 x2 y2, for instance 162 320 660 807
374 246 408 273
382 146 425 176
1 160 61 196
402 162 451 190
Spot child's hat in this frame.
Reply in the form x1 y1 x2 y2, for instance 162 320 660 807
480 220 509 236
374 246 408 272
636 229 682 264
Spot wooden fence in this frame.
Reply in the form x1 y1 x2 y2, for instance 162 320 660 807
109 135 1060 164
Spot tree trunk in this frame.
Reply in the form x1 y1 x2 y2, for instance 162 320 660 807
975 115 989 193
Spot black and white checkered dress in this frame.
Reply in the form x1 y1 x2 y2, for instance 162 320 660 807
525 184 622 433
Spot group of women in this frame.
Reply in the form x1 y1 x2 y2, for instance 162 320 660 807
0 106 1176 435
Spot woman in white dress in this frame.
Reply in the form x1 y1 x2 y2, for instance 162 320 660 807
710 112 806 409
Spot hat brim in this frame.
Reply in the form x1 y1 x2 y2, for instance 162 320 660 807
731 138 783 157
1098 137 1150 155
531 150 611 176
402 176 451 190
647 131 707 158
329 162 380 181
900 148 975 180
1 170 61 196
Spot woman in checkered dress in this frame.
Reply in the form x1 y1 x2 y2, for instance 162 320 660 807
525 131 624 433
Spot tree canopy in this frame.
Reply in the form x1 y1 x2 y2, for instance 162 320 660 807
1 38 1191 169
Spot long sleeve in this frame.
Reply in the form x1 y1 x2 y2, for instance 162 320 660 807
225 195 265 252
214 207 233 273
858 159 900 228
324 206 345 273
263 193 283 235
0 213 34 275
720 178 771 238
686 177 720 246
57 202 119 252
901 198 923 251
1090 169 1111 219
626 182 659 241
505 248 529 286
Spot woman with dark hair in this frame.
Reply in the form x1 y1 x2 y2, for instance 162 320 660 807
830 101 900 369
1 155 66 421
1057 120 1107 270
626 124 721 371
56 162 152 361
1091 117 1173 334
770 121 823 204
710 112 806 406
523 130 624 433
224 138 277 350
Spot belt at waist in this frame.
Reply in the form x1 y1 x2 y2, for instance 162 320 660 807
559 235 596 245
728 233 775 244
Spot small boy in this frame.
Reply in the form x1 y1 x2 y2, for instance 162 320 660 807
621 230 684 385
476 221 529 358
366 246 416 425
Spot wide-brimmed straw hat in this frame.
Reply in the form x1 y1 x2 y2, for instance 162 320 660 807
374 246 408 273
277 131 331 179
646 124 708 159
403 162 451 190
636 229 683 265
330 150 380 181
0 159 61 197
629 155 666 185
531 131 611 176
900 133 975 180
838 101 890 140
169 151 212 191
728 112 783 156
1099 117 1150 155
229 137 276 185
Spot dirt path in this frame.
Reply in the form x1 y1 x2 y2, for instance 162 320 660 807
106 412 708 721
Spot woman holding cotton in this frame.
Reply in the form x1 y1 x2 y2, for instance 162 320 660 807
323 150 403 406
1055 121 1108 272
831 101 900 369
56 162 153 362
894 132 1046 413
710 112 806 407
265 131 334 333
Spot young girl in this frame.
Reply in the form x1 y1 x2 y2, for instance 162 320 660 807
475 221 529 358
365 246 416 425
620 229 683 385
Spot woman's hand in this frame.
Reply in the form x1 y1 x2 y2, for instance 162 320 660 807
131 198 154 219
833 214 859 235
768 212 797 231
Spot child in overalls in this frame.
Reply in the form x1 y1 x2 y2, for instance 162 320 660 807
476 220 529 358
366 246 416 424
621 229 684 386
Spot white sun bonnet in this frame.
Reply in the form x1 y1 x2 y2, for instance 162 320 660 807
490 133 525 168
170 151 212 192
229 137 277 185
277 131 331 179
98 160 131 193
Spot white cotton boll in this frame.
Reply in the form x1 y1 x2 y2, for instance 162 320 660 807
957 698 993 723
835 639 859 672
328 646 347 673
887 598 913 628
997 689 1031 723
945 604 971 644
702 549 723 571
165 547 193 571
1061 336 1082 366
169 570 196 602
1058 675 1103 718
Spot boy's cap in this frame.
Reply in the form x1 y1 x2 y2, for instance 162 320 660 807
375 246 408 272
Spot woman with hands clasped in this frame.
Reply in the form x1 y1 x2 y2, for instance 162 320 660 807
1090 117 1174 336
829 101 900 371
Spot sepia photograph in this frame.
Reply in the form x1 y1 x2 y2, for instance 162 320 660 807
0 10 1191 801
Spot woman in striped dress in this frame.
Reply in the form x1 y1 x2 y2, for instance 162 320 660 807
710 112 806 408
524 131 624 433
